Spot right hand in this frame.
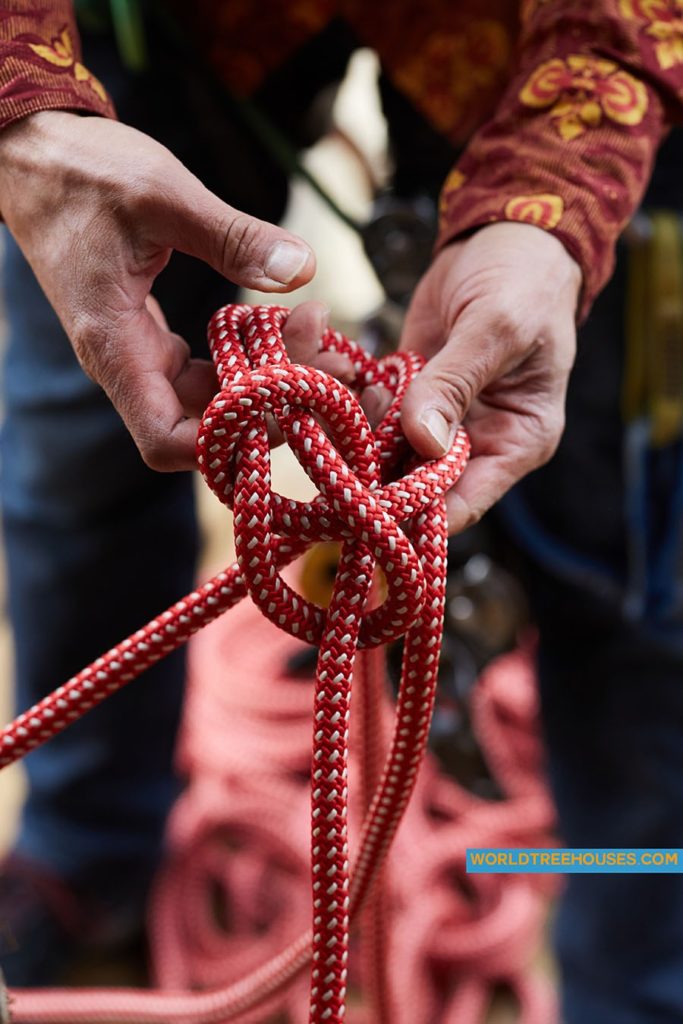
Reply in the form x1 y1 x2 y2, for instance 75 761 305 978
0 111 320 470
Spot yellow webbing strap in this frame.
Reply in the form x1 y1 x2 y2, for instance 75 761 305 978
624 212 683 446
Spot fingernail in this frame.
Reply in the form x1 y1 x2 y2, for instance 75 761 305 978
265 242 310 285
362 385 389 430
419 408 454 455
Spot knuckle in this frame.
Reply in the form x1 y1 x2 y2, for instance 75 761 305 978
131 154 173 200
220 212 262 275
488 307 519 339
485 306 527 356
138 430 175 472
447 494 486 534
140 152 173 187
430 368 477 417
118 159 178 227
69 312 109 382
533 410 565 466
463 504 486 529
113 176 156 224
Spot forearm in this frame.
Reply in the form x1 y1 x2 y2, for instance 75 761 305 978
438 1 683 319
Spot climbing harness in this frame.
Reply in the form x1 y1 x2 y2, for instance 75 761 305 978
0 304 470 1023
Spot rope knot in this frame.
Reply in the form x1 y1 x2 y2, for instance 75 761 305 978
197 304 469 650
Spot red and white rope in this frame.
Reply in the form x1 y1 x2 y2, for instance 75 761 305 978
149 603 557 1024
0 304 470 1024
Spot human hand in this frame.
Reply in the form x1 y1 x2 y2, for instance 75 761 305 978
0 111 328 470
364 223 581 533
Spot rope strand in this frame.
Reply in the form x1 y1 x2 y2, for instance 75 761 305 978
1 304 470 1024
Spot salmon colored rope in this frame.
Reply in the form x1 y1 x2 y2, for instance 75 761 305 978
0 304 470 1024
154 602 557 1023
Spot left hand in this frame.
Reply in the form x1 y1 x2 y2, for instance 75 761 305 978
364 222 582 533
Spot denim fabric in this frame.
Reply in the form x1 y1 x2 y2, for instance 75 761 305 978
0 226 197 898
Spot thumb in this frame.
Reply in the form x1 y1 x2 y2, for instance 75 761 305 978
400 321 503 459
158 173 315 292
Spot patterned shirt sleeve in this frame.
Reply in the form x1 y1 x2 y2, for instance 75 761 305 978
437 1 683 318
0 1 115 130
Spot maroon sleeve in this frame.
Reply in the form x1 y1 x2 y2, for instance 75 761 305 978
437 0 683 318
0 1 115 129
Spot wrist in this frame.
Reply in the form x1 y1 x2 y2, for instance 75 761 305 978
0 111 97 223
446 221 582 307
512 222 583 307
0 109 75 159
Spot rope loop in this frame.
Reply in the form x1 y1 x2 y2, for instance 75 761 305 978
197 304 468 650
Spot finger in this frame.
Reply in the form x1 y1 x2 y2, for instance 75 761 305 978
445 454 520 534
153 169 316 292
282 303 355 382
360 385 392 429
87 308 203 472
173 359 218 418
400 319 514 460
145 293 169 331
444 405 564 533
145 297 218 419
265 413 285 449
312 351 356 384
282 301 328 364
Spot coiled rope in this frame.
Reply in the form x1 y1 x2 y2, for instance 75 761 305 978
153 600 557 1023
0 304 470 1024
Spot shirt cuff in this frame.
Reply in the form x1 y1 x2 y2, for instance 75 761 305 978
0 24 115 132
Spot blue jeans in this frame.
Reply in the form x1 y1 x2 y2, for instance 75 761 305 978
0 229 198 902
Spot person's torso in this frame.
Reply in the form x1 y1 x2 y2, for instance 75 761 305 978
172 0 520 145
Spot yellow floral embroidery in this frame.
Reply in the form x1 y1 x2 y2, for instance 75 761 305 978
504 193 564 229
620 0 683 70
28 29 73 67
28 28 107 103
520 55 648 139
439 168 466 214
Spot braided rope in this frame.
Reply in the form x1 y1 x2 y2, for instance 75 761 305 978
0 305 469 1024
150 608 557 1024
